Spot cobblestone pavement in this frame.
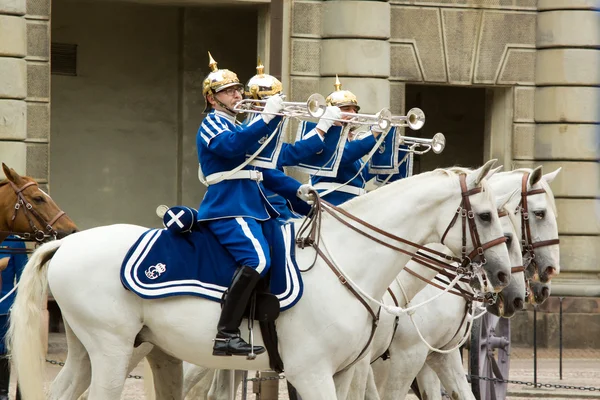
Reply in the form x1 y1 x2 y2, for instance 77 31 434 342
10 333 598 399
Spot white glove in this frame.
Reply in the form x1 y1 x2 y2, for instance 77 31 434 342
297 184 317 204
316 106 342 133
262 94 285 124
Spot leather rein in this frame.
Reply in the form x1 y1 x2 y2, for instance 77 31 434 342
295 174 507 370
0 181 67 242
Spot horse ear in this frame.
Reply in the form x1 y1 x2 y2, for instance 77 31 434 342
542 167 561 184
497 188 520 213
1 163 20 183
486 165 503 180
467 159 497 187
528 165 543 188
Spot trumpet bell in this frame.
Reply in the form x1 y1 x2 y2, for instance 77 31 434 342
431 132 446 154
307 93 327 118
407 108 425 130
377 109 392 131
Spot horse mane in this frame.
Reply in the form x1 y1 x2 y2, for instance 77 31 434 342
343 167 493 211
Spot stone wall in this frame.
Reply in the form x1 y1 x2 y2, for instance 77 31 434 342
524 0 599 296
0 0 50 190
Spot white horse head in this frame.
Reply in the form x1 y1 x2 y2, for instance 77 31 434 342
487 187 526 318
489 167 561 284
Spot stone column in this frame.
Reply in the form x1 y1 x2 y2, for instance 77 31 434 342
0 0 27 173
320 0 390 114
534 0 600 295
24 0 51 188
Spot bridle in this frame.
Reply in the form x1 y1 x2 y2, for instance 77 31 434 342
1 180 67 242
518 172 560 281
295 173 508 369
440 174 508 273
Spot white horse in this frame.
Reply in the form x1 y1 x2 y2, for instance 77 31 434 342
405 167 561 400
370 167 561 400
161 167 560 400
9 162 512 400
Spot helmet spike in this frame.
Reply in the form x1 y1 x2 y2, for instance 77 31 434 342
208 51 218 72
256 57 265 75
334 74 342 91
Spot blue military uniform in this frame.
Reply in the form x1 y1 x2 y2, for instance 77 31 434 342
197 110 304 275
0 236 27 398
311 133 377 205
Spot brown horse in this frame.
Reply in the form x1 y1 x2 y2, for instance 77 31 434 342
0 163 78 244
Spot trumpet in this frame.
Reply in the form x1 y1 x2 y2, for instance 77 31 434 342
399 132 446 155
390 108 426 130
306 94 392 131
233 95 320 118
235 93 393 131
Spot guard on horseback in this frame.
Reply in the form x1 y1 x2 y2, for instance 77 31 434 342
310 77 382 205
243 59 342 220
197 52 314 357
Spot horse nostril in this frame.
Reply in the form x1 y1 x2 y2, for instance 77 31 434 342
514 298 524 311
542 266 556 282
497 272 509 285
541 286 550 300
71 229 79 234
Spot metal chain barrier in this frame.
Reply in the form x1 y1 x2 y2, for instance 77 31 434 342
469 374 600 392
245 374 286 382
45 359 143 380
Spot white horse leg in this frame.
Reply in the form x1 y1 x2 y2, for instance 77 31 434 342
285 368 337 400
415 363 442 400
207 369 241 400
47 321 91 400
346 358 374 400
370 358 390 398
427 350 475 400
381 346 428 400
364 363 381 400
79 329 136 399
182 362 214 398
184 368 215 399
146 346 183 400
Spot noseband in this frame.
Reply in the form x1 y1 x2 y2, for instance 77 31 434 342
4 181 67 241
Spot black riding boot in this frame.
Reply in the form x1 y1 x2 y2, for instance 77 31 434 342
213 266 266 357
0 356 10 400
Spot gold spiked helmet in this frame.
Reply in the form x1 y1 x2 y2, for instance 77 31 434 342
325 75 360 112
245 59 283 100
202 52 244 113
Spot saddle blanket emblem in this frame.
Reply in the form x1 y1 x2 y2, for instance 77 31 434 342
120 219 304 311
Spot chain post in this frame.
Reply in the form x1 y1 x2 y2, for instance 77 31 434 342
258 371 279 400
533 304 537 388
559 296 564 380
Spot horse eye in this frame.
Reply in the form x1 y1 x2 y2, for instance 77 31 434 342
33 196 45 204
534 210 545 220
479 212 492 222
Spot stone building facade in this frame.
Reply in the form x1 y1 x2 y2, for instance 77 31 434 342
0 0 599 340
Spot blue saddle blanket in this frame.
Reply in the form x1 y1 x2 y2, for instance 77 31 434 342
120 222 303 311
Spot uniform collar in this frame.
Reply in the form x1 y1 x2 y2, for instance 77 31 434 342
214 110 238 125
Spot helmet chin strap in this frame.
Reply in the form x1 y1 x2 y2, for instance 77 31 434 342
211 91 238 116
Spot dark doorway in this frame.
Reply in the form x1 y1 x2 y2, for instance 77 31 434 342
405 85 486 174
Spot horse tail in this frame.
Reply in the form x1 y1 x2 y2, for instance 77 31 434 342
8 239 63 400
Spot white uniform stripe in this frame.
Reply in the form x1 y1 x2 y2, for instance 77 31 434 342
205 118 224 137
235 217 267 274
213 115 231 130
200 132 212 145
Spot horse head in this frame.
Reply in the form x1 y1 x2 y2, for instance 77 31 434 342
0 163 78 240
